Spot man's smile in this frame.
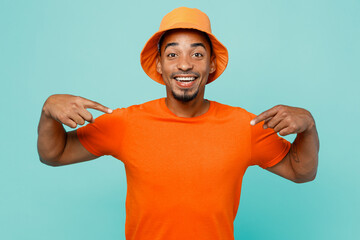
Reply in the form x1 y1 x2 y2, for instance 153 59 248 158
174 76 197 88
174 76 196 82
171 73 200 88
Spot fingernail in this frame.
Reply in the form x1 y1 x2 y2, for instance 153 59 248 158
250 120 255 125
263 124 267 129
108 109 113 114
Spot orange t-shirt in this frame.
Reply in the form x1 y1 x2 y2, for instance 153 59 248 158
77 98 291 240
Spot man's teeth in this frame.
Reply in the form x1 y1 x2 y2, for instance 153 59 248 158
175 77 196 82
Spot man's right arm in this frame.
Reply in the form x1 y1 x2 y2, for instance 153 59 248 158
37 94 112 166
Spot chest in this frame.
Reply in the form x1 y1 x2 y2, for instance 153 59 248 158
120 119 251 182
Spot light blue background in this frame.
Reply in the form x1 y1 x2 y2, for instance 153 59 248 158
1 0 359 239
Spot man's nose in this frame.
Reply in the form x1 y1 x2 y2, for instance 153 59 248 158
177 56 193 71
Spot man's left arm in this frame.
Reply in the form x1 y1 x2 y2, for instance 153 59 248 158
250 105 319 183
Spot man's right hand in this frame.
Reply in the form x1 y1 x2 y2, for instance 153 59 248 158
42 94 113 128
38 94 112 166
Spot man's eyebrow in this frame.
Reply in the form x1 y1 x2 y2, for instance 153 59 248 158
164 42 178 51
190 43 206 50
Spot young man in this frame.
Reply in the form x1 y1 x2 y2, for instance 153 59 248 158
37 7 319 240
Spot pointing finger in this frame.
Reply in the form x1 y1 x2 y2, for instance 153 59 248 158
83 99 113 114
250 107 279 126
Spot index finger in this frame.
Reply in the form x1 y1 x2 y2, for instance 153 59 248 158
83 99 113 114
250 107 278 126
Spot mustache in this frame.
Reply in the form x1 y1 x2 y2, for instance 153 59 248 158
170 71 200 79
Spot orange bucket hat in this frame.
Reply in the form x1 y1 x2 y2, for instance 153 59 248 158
140 7 229 85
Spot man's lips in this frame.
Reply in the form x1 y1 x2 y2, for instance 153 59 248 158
171 72 200 81
174 76 197 82
172 75 198 88
170 72 200 88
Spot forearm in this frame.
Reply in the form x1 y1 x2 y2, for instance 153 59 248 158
37 110 67 166
289 124 319 182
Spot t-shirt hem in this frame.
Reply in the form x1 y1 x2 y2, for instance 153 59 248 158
76 128 102 157
259 141 291 169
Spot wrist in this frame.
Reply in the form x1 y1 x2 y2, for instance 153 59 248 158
42 95 56 118
302 110 316 133
300 118 317 137
42 104 52 118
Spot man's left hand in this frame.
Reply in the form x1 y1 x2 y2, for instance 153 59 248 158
250 105 315 136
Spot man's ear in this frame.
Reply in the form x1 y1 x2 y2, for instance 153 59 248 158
209 55 216 74
156 55 162 74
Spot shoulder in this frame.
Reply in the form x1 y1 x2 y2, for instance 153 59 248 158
110 98 163 118
85 98 162 129
121 98 162 114
210 100 255 121
126 98 161 110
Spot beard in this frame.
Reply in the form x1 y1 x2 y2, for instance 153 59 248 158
171 88 199 102
168 70 201 102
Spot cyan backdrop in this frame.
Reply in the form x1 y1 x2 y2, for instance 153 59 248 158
1 0 359 239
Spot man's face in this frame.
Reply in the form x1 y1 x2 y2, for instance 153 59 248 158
156 29 216 102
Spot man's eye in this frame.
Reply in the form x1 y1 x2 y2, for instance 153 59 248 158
167 53 177 58
193 53 203 57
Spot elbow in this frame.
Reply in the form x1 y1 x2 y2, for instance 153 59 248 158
293 172 317 184
39 155 63 167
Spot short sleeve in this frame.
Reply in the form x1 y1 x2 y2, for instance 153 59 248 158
76 108 127 157
249 113 291 169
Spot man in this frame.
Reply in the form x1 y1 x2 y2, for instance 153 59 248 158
37 7 319 240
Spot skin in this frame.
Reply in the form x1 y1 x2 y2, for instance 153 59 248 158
37 29 319 184
156 29 216 118
37 94 109 166
251 105 319 183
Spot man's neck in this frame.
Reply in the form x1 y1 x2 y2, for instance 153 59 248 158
164 96 210 118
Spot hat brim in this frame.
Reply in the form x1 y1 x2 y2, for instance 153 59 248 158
140 26 228 85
